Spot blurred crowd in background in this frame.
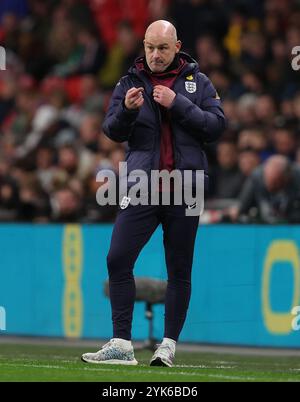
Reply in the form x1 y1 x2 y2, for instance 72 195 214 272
0 0 300 224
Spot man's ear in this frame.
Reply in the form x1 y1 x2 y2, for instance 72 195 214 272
175 40 182 53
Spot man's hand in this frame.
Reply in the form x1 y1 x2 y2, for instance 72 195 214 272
227 206 240 222
125 87 144 110
153 85 176 108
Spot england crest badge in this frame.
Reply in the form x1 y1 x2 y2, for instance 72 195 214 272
185 81 197 94
120 196 131 209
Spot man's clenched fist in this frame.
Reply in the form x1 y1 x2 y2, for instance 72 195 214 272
125 87 144 110
153 85 176 108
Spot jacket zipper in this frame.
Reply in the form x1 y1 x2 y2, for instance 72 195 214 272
171 67 197 169
132 74 161 169
154 101 162 170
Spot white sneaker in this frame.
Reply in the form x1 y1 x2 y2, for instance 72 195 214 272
150 343 175 367
81 339 138 365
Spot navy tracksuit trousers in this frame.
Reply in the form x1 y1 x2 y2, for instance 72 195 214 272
106 199 199 341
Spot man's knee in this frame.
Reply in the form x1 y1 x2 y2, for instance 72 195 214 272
166 259 192 283
107 249 122 271
107 248 133 278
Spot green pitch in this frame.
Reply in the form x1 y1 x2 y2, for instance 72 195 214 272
0 343 300 382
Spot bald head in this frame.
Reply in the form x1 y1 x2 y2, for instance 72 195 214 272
145 20 178 43
264 155 291 192
144 20 181 72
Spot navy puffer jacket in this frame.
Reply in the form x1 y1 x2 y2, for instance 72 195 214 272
103 53 226 183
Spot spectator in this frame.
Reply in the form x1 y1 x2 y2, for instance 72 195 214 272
51 187 83 222
48 21 83 77
231 155 300 224
238 148 261 178
254 94 277 128
83 173 118 223
79 113 102 153
0 176 19 221
18 175 50 222
52 144 95 190
35 146 57 193
238 128 271 161
210 141 244 199
99 21 142 89
76 26 107 75
78 75 105 114
0 78 16 124
271 127 298 160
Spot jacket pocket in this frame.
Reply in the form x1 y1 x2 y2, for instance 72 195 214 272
126 150 153 173
176 145 208 172
128 124 155 150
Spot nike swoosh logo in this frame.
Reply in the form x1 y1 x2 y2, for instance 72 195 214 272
188 203 197 210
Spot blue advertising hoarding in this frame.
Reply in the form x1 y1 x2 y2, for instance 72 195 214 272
0 224 300 347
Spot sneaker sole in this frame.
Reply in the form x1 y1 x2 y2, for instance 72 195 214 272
81 356 138 365
150 357 172 367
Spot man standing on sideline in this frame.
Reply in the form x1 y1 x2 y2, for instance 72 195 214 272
82 20 225 367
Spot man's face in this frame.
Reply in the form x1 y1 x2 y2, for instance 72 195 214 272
264 165 286 193
217 143 238 169
144 33 181 73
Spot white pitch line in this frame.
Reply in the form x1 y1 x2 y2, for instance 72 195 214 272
0 363 259 381
0 363 242 380
174 364 237 369
2 362 300 382
2 363 64 370
1 363 203 376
